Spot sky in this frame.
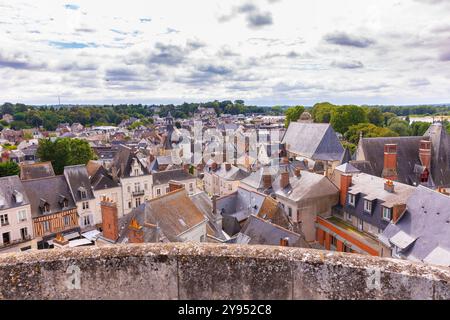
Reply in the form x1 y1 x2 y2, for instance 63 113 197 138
0 0 450 106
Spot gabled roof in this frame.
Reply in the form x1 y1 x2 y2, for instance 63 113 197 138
0 176 29 210
236 215 307 247
20 162 55 180
111 145 150 178
425 123 450 187
22 175 77 218
380 186 450 267
90 166 119 191
63 165 95 202
152 169 195 186
282 122 344 161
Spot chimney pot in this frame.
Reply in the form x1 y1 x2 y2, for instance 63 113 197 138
225 163 231 171
384 180 395 193
280 170 290 189
280 237 289 247
262 173 272 189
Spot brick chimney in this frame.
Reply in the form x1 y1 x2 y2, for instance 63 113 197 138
392 203 406 223
280 169 290 189
168 180 184 192
128 218 144 243
382 144 398 181
262 173 272 189
279 237 289 247
101 197 119 242
225 162 231 171
340 174 352 206
419 140 431 169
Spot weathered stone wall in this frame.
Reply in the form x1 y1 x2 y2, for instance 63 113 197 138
0 243 449 300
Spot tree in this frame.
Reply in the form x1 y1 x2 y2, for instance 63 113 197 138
37 138 95 174
387 118 411 136
366 108 384 126
330 105 368 134
345 123 399 144
410 121 431 136
0 161 20 177
311 102 335 123
284 105 305 127
382 112 397 126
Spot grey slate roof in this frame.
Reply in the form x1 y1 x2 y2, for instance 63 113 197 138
152 169 195 185
22 176 77 218
20 162 55 180
282 122 344 161
0 175 29 210
90 166 119 191
380 186 450 267
63 165 95 202
356 136 425 186
111 145 150 178
335 162 361 174
424 123 450 187
236 215 307 247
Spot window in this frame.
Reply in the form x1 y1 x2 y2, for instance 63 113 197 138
2 232 10 245
83 215 92 227
134 182 141 192
128 201 132 209
156 188 161 196
20 227 28 240
357 218 364 231
166 187 170 193
348 193 356 206
0 214 9 226
382 207 392 221
189 183 194 192
144 183 148 190
135 197 141 207
288 207 292 218
42 220 50 232
127 186 131 193
82 201 89 210
17 210 27 222
345 212 352 222
330 235 337 247
343 244 352 253
228 184 232 191
134 169 139 176
364 200 372 213
64 216 71 226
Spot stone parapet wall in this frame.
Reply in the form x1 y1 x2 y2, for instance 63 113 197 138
0 243 449 300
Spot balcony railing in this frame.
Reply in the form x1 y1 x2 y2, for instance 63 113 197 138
132 190 145 197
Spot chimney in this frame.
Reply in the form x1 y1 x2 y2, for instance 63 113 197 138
225 162 231 171
262 173 272 189
279 237 289 247
168 180 184 192
101 197 119 242
211 161 218 171
128 218 144 243
280 169 290 189
339 174 352 206
294 167 301 177
392 203 406 223
382 144 398 181
419 140 431 169
384 180 395 193
53 233 69 248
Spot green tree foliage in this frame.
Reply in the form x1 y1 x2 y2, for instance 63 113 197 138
341 141 357 154
410 121 431 136
382 112 397 126
345 123 399 144
311 102 336 123
37 138 95 174
0 161 20 177
284 105 305 127
387 118 411 136
330 105 368 134
366 108 384 126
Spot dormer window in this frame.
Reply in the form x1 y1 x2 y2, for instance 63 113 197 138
348 193 356 206
13 190 23 204
58 195 69 209
382 207 392 221
78 187 87 200
364 200 372 213
39 199 50 214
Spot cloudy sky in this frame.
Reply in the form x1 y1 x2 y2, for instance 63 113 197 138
0 0 450 106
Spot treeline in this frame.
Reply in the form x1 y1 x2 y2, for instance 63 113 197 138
0 101 281 131
285 102 450 153
374 105 450 116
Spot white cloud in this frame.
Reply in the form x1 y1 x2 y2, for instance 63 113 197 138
0 0 449 105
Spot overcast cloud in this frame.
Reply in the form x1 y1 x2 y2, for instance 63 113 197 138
0 0 449 105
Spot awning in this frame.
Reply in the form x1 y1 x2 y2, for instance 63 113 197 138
389 231 417 250
69 238 93 248
82 230 101 241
